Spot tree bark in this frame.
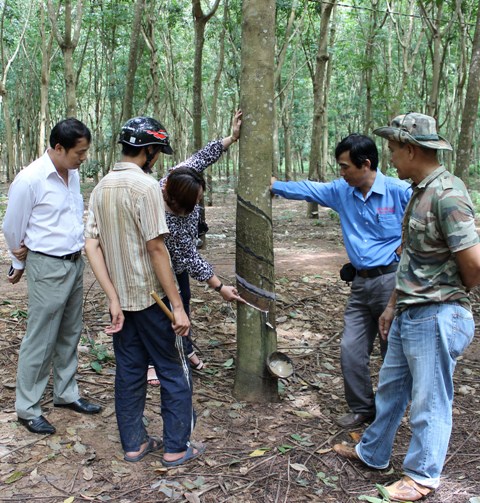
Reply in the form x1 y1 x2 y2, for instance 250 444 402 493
192 0 221 150
0 0 32 180
39 6 54 157
455 3 480 182
306 0 335 218
191 0 221 245
418 0 458 119
47 0 83 118
205 0 228 206
122 0 145 122
234 0 277 403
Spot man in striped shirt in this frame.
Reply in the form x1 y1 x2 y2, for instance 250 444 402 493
85 117 204 467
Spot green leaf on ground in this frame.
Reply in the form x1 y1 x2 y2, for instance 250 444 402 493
223 358 234 368
277 444 294 454
357 496 385 503
91 361 102 373
5 471 25 484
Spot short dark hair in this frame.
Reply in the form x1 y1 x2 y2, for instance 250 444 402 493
335 133 378 171
163 167 206 215
49 118 91 150
120 143 162 158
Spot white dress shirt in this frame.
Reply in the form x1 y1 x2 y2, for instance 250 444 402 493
2 151 84 269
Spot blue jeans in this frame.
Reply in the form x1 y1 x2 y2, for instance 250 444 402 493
356 302 474 488
113 302 195 454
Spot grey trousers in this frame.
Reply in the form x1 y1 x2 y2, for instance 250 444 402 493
340 271 396 415
16 251 84 419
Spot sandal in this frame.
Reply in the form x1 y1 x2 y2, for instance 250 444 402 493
187 351 204 371
161 443 206 467
124 436 163 463
383 476 433 502
147 365 160 387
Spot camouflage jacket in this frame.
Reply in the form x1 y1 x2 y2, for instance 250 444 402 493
396 166 479 312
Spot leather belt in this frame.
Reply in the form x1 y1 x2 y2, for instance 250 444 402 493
356 263 398 279
32 250 82 262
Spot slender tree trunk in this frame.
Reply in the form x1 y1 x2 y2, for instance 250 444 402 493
0 0 31 179
362 0 387 133
455 3 480 182
162 29 186 163
63 45 77 117
273 0 302 177
306 0 335 218
39 6 53 156
234 0 277 403
390 4 425 117
47 0 83 118
320 9 336 179
1 95 15 181
418 0 457 119
143 1 166 177
122 0 145 121
284 117 292 181
192 0 221 150
205 0 228 206
192 20 206 152
191 0 221 246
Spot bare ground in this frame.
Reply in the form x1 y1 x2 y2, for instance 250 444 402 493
0 187 479 503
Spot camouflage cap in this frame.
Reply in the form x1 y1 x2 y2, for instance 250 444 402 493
373 112 452 151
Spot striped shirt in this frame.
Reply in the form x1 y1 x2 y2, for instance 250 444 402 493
85 162 170 311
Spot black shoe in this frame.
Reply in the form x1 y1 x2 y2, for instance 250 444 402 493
18 415 56 435
54 398 102 415
336 412 374 428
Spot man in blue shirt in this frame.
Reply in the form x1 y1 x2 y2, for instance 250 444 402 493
270 134 411 428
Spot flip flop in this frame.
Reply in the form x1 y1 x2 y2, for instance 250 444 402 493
188 352 205 371
124 436 163 463
191 359 204 371
161 443 206 467
147 365 160 387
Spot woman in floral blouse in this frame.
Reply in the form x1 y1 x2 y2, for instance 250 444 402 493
147 110 244 385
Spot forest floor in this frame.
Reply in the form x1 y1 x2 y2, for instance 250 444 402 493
0 184 480 503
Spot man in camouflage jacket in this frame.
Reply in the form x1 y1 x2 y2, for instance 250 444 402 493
334 113 480 502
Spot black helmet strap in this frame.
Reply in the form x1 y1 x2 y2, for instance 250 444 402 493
142 145 160 173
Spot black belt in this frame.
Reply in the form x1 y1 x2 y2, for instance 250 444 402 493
32 250 82 261
356 263 397 279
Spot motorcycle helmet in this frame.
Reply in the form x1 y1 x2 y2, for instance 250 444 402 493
118 116 173 155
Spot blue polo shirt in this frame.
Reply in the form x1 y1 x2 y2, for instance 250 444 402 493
272 172 411 270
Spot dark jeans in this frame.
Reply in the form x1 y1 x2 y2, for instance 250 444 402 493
147 271 194 372
176 271 194 356
113 302 194 454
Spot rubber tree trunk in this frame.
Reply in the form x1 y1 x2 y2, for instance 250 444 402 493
122 0 145 122
47 0 84 118
38 6 53 157
192 0 221 244
233 0 278 403
306 0 335 218
455 3 480 183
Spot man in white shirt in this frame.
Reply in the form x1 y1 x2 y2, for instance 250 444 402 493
3 118 102 435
